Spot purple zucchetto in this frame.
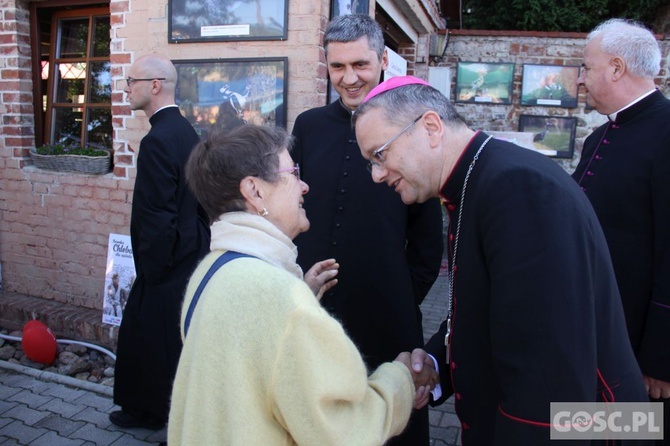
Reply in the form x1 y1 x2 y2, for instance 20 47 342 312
363 75 431 103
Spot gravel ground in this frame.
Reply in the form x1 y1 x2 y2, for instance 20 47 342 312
0 327 115 388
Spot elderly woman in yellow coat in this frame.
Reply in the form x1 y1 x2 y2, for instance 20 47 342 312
168 124 437 445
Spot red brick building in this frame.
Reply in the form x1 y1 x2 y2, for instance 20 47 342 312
0 0 668 347
0 0 446 346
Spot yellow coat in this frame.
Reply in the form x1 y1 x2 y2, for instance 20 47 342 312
168 214 414 445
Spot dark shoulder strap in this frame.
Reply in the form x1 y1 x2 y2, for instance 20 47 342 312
184 251 252 337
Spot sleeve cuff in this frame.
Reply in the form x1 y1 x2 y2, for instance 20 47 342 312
428 353 443 401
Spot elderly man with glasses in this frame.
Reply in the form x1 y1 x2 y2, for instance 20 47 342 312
354 76 648 445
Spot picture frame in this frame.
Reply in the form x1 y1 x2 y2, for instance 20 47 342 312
455 62 514 104
168 0 288 43
518 115 577 159
173 58 287 138
331 0 370 17
521 64 580 108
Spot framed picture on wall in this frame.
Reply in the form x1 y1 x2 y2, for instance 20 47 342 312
455 62 514 104
331 0 369 17
518 115 577 158
521 64 579 108
173 58 287 138
168 0 288 43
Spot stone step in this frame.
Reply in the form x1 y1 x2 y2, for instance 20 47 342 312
0 290 118 350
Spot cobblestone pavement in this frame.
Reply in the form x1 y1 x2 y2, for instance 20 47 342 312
0 274 458 445
0 362 166 445
422 273 461 446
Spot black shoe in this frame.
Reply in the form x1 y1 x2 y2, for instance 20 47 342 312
109 410 165 430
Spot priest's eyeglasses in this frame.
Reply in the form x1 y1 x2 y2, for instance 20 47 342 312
125 77 166 87
366 115 422 172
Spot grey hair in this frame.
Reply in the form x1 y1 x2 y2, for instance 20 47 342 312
185 124 293 224
324 14 385 61
587 18 661 78
352 84 466 129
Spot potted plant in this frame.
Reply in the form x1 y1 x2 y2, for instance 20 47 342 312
30 142 112 175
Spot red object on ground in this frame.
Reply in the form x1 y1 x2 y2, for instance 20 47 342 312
21 320 57 365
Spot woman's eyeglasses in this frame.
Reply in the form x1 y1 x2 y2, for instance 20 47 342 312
274 164 300 179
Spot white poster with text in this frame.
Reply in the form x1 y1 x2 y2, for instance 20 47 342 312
102 234 136 326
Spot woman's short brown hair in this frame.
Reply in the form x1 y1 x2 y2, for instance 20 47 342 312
185 124 293 224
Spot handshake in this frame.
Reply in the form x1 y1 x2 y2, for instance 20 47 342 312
394 349 439 409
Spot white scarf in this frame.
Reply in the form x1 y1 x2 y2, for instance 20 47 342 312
209 212 304 279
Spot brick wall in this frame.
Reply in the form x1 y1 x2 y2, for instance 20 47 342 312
0 0 333 314
432 29 670 172
1 0 33 166
1 0 669 327
110 0 332 179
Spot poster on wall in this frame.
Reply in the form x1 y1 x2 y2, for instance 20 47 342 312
455 61 514 104
102 234 135 327
168 0 287 42
428 66 451 98
521 64 579 108
331 0 369 18
384 47 407 80
173 58 287 137
518 115 577 159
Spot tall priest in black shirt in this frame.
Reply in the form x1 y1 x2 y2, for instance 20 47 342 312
573 18 670 444
291 14 443 446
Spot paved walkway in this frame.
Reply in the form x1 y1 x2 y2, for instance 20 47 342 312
422 273 462 446
0 361 166 445
0 274 459 445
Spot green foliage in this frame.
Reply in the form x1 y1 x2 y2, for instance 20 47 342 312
36 143 108 157
606 0 665 25
461 0 664 32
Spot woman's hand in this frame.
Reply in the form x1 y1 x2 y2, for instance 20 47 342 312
305 259 339 300
395 351 439 409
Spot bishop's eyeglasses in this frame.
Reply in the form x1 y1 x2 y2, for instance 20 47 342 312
366 115 422 172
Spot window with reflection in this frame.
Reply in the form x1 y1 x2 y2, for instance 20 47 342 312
37 7 111 151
